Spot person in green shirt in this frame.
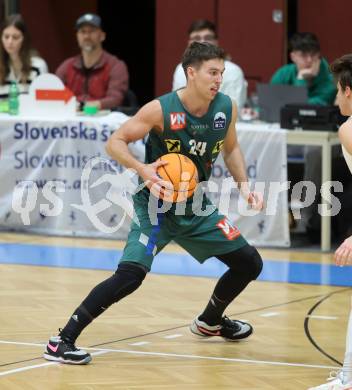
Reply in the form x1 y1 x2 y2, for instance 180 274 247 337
271 32 336 105
272 32 339 239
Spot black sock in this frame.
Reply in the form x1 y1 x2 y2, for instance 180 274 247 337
199 246 263 326
60 276 116 343
198 293 230 325
60 304 96 343
198 268 251 326
60 262 147 343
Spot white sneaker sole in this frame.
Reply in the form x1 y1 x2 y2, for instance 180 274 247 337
43 353 92 365
189 321 212 338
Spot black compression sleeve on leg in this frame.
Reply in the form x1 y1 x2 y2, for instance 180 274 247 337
214 244 263 301
60 262 147 343
82 262 148 317
198 245 263 325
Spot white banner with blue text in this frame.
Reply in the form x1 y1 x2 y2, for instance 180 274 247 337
0 116 289 247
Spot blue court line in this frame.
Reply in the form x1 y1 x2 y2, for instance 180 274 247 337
0 242 351 287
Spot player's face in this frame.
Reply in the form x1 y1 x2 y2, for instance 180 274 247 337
290 50 320 70
336 81 352 116
77 25 105 52
2 25 23 57
190 59 224 99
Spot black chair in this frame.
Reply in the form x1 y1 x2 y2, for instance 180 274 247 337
112 89 139 116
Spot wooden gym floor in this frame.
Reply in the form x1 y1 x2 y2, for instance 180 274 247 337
0 232 351 389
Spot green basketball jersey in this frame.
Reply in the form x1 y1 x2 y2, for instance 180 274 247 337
145 91 233 182
122 91 248 268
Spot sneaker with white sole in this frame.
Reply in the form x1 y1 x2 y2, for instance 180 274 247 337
308 371 352 389
43 335 91 365
190 315 253 341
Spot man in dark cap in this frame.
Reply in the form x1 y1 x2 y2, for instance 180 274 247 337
56 13 129 110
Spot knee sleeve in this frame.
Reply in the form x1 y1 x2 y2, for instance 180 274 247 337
111 261 148 303
217 245 263 281
246 247 263 280
79 262 148 320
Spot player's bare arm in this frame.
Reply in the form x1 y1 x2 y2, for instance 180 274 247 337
339 119 352 154
335 120 352 266
222 102 264 210
106 100 171 195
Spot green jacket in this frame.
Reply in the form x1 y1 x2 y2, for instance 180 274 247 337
270 58 336 105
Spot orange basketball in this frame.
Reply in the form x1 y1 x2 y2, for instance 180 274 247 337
156 153 198 202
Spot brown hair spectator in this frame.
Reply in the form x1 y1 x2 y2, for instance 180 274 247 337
0 14 32 84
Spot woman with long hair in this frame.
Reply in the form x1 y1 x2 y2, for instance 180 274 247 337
0 14 47 97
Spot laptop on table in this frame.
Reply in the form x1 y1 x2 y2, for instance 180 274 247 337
257 83 308 123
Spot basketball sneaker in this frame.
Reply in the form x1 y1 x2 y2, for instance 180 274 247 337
308 371 352 389
190 315 253 341
43 335 91 365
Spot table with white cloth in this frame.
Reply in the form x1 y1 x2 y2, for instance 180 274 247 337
286 127 340 251
0 113 336 250
238 121 340 251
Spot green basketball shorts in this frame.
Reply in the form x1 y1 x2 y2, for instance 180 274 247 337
120 195 248 270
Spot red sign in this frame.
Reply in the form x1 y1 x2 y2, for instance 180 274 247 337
36 87 73 104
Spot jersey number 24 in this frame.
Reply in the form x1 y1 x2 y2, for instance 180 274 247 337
189 140 207 156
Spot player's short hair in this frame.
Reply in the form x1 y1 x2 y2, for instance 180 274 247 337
188 19 217 37
289 32 320 53
330 54 352 91
181 42 225 77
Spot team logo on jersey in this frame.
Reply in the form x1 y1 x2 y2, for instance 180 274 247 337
212 140 224 154
216 218 241 240
165 139 181 152
170 112 186 130
213 112 226 130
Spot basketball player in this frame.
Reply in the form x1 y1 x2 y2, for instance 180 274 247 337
43 42 264 364
309 54 352 390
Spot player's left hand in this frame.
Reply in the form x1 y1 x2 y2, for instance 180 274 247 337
334 235 352 266
247 191 264 211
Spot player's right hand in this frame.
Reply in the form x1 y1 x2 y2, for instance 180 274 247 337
138 161 174 199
